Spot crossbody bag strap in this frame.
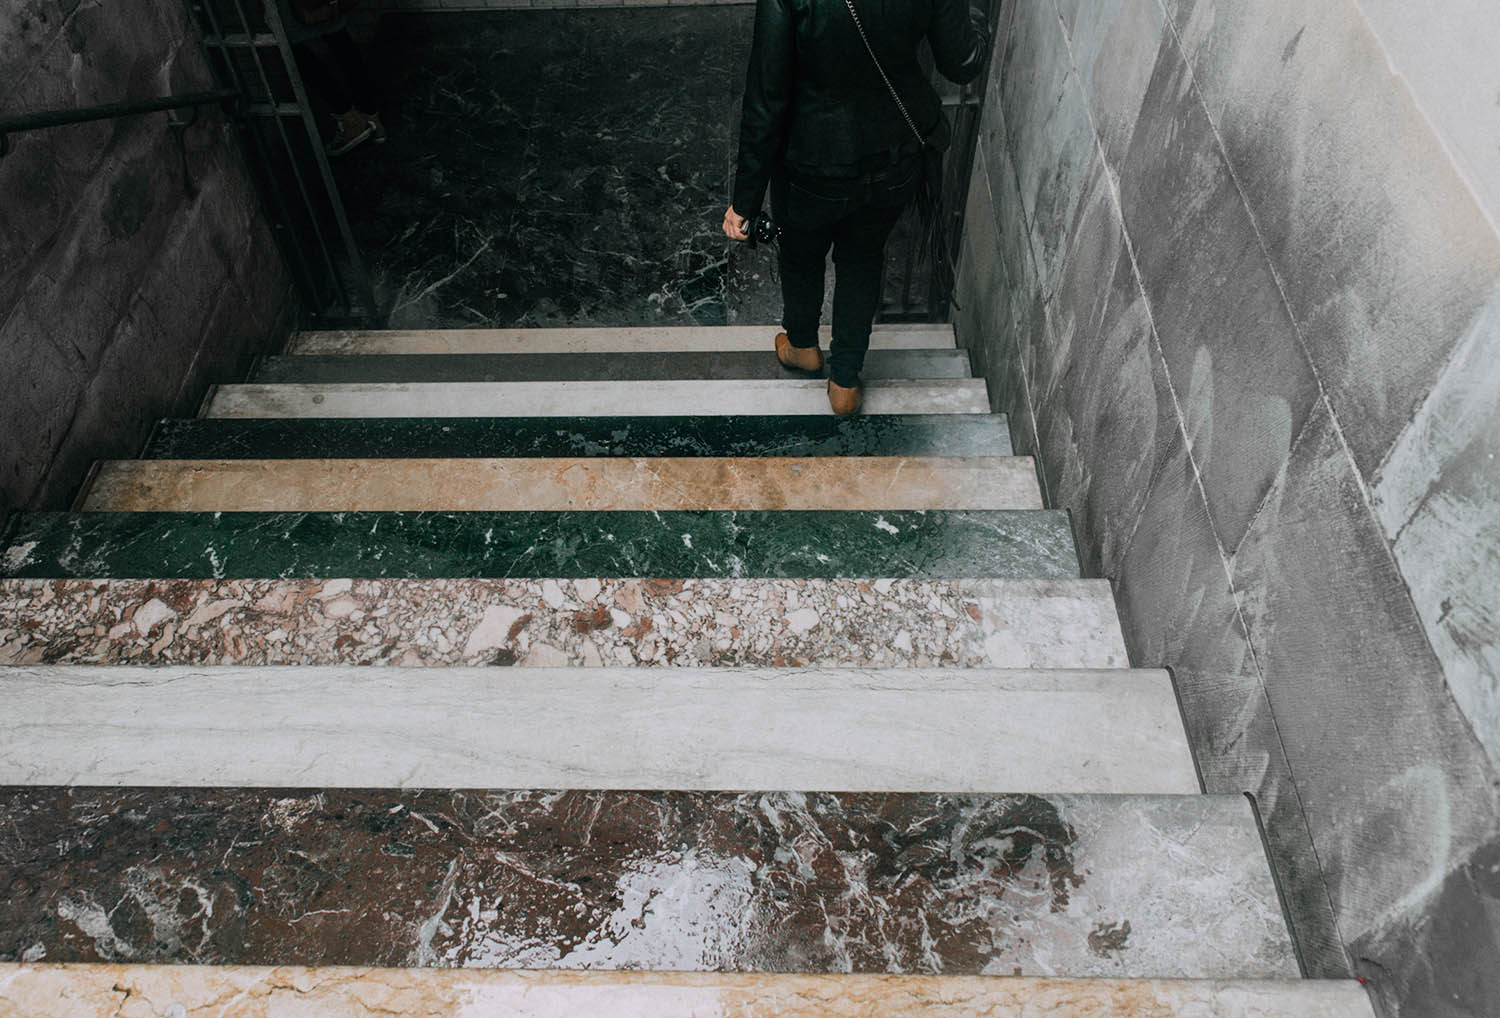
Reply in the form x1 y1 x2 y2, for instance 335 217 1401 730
842 0 927 149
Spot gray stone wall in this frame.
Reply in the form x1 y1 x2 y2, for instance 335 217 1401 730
1 0 295 513
953 2 1500 1016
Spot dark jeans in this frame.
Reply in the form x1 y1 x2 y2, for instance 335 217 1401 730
773 152 920 387
294 29 377 114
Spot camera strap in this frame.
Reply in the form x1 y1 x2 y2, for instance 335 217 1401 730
842 0 927 152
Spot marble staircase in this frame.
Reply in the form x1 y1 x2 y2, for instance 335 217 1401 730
0 324 1377 1017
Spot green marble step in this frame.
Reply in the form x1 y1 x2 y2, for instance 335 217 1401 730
141 414 1015 460
249 349 973 383
0 510 1079 580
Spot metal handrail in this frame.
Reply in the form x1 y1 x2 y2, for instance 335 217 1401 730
0 89 239 156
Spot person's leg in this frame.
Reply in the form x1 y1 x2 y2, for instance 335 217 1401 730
775 219 836 352
826 201 904 388
323 28 379 114
292 40 351 113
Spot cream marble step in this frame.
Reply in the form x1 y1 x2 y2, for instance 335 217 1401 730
0 666 1197 793
202 378 991 419
0 966 1379 1018
80 456 1042 512
289 322 957 355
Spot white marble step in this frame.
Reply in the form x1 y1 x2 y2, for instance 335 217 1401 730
0 666 1198 793
0 966 1379 1018
203 379 991 419
289 323 957 355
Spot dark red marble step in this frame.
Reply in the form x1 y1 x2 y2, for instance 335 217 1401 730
0 787 1295 979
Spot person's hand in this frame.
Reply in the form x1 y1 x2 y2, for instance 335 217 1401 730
723 205 750 241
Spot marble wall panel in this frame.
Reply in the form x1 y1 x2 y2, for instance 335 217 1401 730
963 2 1500 1014
1229 401 1500 1008
1372 289 1500 773
1115 33 1318 552
1058 0 1165 168
1060 249 1179 581
0 0 295 513
1159 0 1500 480
1353 0 1500 231
1109 429 1343 975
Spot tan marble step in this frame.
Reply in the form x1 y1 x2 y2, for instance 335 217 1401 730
80 456 1042 512
288 323 957 355
0 966 1379 1018
202 378 992 419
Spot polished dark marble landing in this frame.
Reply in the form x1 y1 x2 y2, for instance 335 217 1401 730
0 788 1297 978
248 349 972 384
141 414 1014 460
0 510 1077 580
338 9 757 329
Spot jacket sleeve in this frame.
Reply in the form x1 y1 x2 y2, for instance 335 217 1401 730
928 0 989 85
731 0 795 218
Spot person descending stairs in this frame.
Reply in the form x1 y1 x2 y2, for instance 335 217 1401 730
0 324 1377 1018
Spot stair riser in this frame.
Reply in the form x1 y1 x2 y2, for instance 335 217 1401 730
81 457 1041 513
0 578 1129 671
251 349 973 383
0 967 1383 1018
0 666 1196 793
141 414 1015 460
0 510 1079 580
288 323 957 355
204 380 991 419
0 789 1294 979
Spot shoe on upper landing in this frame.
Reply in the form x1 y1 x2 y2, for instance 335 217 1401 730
328 109 386 156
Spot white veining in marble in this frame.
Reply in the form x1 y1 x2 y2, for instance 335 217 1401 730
204 379 992 419
289 323 957 355
0 666 1197 793
0 966 1381 1018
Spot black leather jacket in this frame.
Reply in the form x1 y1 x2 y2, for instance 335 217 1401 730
732 0 989 217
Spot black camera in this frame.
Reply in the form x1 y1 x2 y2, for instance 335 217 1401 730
745 211 779 247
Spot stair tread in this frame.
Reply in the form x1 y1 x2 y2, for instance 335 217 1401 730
141 414 1015 459
0 788 1302 979
82 456 1042 512
204 379 992 419
288 322 957 355
0 967 1377 1018
2 666 1195 793
0 577 1130 671
0 509 1080 580
251 349 973 383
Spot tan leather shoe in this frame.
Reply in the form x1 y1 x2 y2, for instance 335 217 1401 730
827 378 863 416
775 332 824 372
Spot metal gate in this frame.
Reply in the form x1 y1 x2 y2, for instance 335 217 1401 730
187 0 378 325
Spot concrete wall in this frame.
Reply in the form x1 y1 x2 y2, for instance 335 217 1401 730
1 0 295 514
954 2 1500 1016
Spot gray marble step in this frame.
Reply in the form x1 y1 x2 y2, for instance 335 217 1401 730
250 348 974 383
288 322 957 355
202 378 992 419
0 666 1196 793
80 456 1043 512
0 968 1379 1017
0 789 1302 980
